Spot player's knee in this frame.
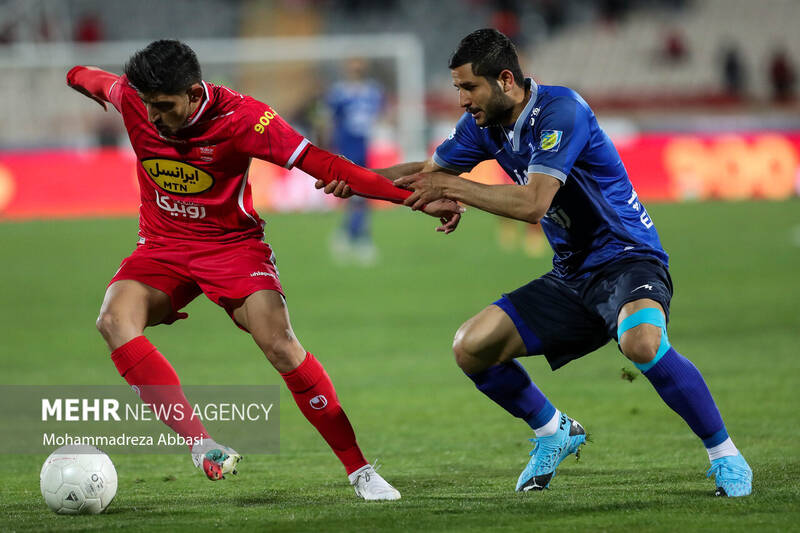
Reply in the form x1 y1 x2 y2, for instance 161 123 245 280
620 325 661 364
95 310 121 340
253 329 303 369
452 322 488 371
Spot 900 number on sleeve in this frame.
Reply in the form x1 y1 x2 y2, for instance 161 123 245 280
253 110 276 134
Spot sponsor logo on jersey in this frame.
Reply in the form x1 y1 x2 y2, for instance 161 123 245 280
540 130 562 152
309 395 328 410
250 271 276 278
155 190 207 219
142 158 214 195
253 109 277 134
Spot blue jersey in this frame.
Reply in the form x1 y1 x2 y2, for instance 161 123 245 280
433 79 668 279
326 80 384 166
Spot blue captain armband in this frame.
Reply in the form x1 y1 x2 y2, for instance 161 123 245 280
616 308 670 372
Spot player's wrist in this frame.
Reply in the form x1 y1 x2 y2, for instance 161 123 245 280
440 174 462 202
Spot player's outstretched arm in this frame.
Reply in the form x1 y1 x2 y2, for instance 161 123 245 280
314 158 457 198
66 66 120 111
306 152 464 233
395 171 560 224
297 144 415 204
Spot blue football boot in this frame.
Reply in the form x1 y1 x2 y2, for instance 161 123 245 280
707 452 752 497
516 413 586 491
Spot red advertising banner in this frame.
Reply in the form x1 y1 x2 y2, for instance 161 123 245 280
465 132 800 202
1 132 798 220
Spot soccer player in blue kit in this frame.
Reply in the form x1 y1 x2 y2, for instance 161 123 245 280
318 29 752 497
326 58 385 264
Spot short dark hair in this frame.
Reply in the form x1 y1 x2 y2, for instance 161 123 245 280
448 28 524 87
124 40 202 94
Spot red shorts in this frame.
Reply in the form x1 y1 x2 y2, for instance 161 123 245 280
109 237 283 328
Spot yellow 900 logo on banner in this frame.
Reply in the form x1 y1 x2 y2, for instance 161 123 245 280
664 134 798 200
254 110 277 134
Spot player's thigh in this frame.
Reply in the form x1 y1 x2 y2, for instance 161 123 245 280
105 244 201 325
453 304 526 371
229 289 306 372
100 280 173 324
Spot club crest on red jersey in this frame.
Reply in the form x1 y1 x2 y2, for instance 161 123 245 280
142 158 215 195
198 145 216 162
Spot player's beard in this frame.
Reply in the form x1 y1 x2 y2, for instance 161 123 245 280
472 84 515 127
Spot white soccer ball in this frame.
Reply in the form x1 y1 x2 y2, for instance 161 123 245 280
40 445 117 514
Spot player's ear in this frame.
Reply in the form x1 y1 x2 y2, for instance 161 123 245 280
187 84 203 102
499 70 515 93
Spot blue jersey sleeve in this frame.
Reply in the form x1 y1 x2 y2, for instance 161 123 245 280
528 96 590 183
433 113 488 172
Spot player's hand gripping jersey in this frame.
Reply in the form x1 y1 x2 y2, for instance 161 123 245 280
66 66 411 244
434 79 669 279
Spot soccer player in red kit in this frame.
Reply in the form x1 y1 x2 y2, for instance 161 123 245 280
67 40 462 501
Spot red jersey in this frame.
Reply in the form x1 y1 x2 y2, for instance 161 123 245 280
107 76 309 243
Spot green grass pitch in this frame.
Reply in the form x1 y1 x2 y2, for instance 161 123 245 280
1 200 799 532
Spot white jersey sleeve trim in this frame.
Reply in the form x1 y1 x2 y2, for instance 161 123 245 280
285 138 310 169
108 80 120 110
528 164 567 183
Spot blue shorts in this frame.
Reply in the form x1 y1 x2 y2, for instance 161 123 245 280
495 258 673 370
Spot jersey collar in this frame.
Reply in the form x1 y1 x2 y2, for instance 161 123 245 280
510 78 539 153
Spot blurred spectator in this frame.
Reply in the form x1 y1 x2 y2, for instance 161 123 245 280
490 0 523 46
0 21 14 45
662 28 688 63
74 13 103 43
325 58 386 266
720 43 746 97
598 0 628 26
94 117 121 148
342 0 396 12
539 0 567 34
289 86 327 142
769 47 796 103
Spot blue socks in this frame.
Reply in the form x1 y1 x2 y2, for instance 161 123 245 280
466 345 729 451
346 197 369 240
466 360 556 431
638 347 729 448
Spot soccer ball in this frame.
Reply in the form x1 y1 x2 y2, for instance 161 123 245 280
40 445 117 514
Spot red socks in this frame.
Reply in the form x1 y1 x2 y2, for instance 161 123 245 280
112 340 366 472
281 353 367 474
111 336 209 443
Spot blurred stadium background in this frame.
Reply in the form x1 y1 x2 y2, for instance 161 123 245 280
0 0 799 217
